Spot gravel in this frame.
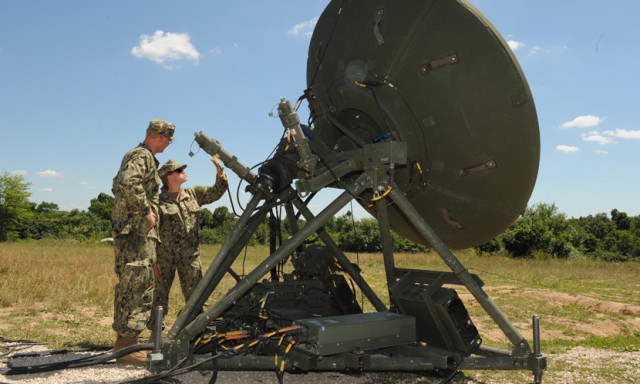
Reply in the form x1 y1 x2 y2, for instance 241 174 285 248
2 342 639 383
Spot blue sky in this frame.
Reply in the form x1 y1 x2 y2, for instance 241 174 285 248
1 0 638 220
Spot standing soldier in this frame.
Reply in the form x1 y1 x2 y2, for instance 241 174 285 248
150 157 227 331
111 119 175 366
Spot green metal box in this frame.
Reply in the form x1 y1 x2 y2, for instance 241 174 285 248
295 312 416 356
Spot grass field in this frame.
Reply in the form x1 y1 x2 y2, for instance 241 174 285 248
1 241 639 382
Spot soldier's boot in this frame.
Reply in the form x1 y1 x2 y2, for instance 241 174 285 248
114 336 147 367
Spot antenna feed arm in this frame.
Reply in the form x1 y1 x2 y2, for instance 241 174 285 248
193 131 274 199
278 98 319 174
194 131 257 184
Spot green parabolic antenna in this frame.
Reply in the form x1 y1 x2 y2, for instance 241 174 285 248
306 0 540 249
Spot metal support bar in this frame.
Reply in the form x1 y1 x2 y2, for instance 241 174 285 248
180 185 362 340
388 186 530 354
531 315 546 384
375 199 397 294
167 194 262 340
292 195 388 312
207 354 434 372
152 306 164 352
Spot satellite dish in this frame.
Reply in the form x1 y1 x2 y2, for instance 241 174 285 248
306 0 540 249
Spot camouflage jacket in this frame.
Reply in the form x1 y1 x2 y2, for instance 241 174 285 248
111 143 160 239
157 176 228 252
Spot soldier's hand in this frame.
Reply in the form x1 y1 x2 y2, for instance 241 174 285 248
211 156 225 177
145 211 157 229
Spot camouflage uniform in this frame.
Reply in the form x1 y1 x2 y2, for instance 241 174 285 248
151 175 227 325
111 120 174 339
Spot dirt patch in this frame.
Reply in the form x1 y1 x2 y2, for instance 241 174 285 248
457 286 640 342
497 287 640 316
99 316 113 327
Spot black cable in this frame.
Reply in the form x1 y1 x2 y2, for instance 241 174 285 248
367 84 394 139
232 131 284 216
436 356 464 384
2 343 153 375
0 337 45 359
0 336 43 344
119 355 190 384
225 184 241 217
316 151 364 203
437 369 461 384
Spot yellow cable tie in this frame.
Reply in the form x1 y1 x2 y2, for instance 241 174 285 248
284 342 294 354
416 162 423 174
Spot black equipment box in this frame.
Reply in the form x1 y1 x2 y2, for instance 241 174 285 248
393 282 481 355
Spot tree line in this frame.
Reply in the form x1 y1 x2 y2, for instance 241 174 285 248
1 172 639 261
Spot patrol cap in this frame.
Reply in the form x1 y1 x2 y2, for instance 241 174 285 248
158 159 187 179
147 119 175 140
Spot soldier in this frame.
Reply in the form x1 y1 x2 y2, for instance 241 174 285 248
111 119 175 366
150 157 227 331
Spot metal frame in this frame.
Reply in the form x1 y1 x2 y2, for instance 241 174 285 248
148 101 546 383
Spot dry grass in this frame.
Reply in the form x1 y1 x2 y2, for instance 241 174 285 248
1 241 639 356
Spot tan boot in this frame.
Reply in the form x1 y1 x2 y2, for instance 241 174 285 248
114 336 147 367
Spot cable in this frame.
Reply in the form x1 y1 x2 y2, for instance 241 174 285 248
0 337 45 358
119 355 191 384
2 343 153 375
436 356 463 384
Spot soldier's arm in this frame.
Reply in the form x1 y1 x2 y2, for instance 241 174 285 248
193 176 228 206
114 155 154 214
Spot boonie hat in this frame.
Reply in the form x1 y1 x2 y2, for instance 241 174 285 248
158 159 187 179
148 119 175 140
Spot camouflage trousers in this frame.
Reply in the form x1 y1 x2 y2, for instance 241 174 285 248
149 246 203 328
112 234 157 338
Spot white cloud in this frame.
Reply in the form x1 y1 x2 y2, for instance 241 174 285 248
79 181 89 185
507 40 524 51
529 46 543 55
10 170 27 177
583 133 613 145
131 30 200 68
39 187 53 193
36 169 64 178
595 149 608 154
209 47 223 56
556 145 580 153
561 115 604 129
528 44 567 56
605 129 640 139
288 17 318 38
